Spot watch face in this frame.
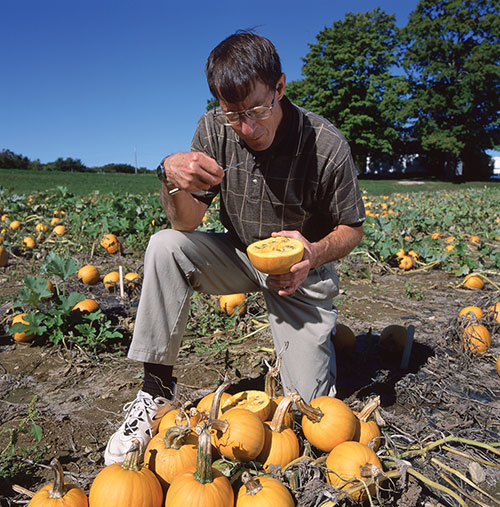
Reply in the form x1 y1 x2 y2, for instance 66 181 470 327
157 163 166 181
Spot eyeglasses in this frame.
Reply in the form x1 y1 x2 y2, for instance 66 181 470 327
213 92 276 126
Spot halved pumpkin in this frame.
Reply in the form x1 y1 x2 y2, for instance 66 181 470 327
247 236 304 275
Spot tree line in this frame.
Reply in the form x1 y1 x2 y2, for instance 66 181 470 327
0 150 149 174
284 0 499 179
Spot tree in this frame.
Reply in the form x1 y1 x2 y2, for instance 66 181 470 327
286 9 407 171
45 157 87 172
0 149 31 170
401 0 500 179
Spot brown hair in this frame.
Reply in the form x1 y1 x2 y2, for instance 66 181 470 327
206 30 282 103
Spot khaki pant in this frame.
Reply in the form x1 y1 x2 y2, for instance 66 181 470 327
128 229 339 402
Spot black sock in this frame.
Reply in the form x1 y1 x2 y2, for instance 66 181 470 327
142 363 176 400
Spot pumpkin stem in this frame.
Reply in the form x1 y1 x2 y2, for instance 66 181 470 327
290 392 323 423
164 425 191 450
264 370 277 399
360 463 382 478
193 422 213 484
241 471 263 496
264 357 281 399
121 439 141 471
47 458 65 499
209 380 232 420
357 396 381 422
269 396 293 433
207 380 231 434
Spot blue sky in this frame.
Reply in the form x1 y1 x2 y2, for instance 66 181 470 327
1 0 421 170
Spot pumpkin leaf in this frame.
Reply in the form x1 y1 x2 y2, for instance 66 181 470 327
59 292 86 313
40 252 78 281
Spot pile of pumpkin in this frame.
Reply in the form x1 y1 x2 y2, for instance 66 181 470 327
26 377 385 506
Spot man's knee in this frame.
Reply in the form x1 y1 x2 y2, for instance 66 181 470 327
146 229 190 256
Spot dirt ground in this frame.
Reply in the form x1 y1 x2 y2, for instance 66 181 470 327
1 261 499 506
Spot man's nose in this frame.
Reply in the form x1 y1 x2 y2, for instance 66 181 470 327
239 116 259 136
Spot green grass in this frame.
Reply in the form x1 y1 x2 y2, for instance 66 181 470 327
1 168 159 196
1 167 498 196
358 177 499 195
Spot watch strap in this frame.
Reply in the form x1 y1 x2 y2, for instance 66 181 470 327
157 158 182 195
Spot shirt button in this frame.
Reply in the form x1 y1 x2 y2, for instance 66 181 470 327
252 178 258 184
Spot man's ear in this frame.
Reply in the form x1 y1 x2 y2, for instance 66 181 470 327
276 73 286 100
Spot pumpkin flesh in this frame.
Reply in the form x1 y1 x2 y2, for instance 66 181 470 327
247 236 304 275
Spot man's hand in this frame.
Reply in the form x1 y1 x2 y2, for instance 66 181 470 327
266 224 363 296
267 230 315 297
163 152 224 193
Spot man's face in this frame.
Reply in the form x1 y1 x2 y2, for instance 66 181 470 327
218 75 286 152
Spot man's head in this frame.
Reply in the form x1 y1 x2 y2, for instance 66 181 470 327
206 31 282 103
206 31 286 151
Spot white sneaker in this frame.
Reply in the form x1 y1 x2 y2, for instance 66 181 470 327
104 390 174 465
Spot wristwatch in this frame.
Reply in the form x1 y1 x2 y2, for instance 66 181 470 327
157 158 181 195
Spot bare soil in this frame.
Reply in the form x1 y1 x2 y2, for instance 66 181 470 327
1 259 499 506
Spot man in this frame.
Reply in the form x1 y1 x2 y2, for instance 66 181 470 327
104 30 365 465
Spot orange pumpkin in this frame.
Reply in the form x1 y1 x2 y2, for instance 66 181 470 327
247 236 304 275
196 391 232 417
332 323 356 352
89 440 163 507
221 389 271 422
124 272 140 289
236 471 294 506
326 441 383 501
158 407 202 434
210 382 265 462
458 306 483 321
29 458 88 506
398 255 414 270
379 324 407 353
144 425 198 491
293 394 357 452
256 396 300 471
0 246 8 267
103 271 120 291
11 313 34 342
100 233 120 254
488 302 500 324
219 293 246 316
464 274 484 290
462 325 491 355
35 223 49 233
22 236 36 249
166 422 234 507
77 265 100 285
353 397 382 452
72 299 100 314
53 225 66 236
496 355 500 377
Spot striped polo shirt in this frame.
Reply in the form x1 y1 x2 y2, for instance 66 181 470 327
191 96 365 250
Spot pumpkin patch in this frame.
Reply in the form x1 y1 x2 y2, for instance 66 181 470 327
1 183 499 506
